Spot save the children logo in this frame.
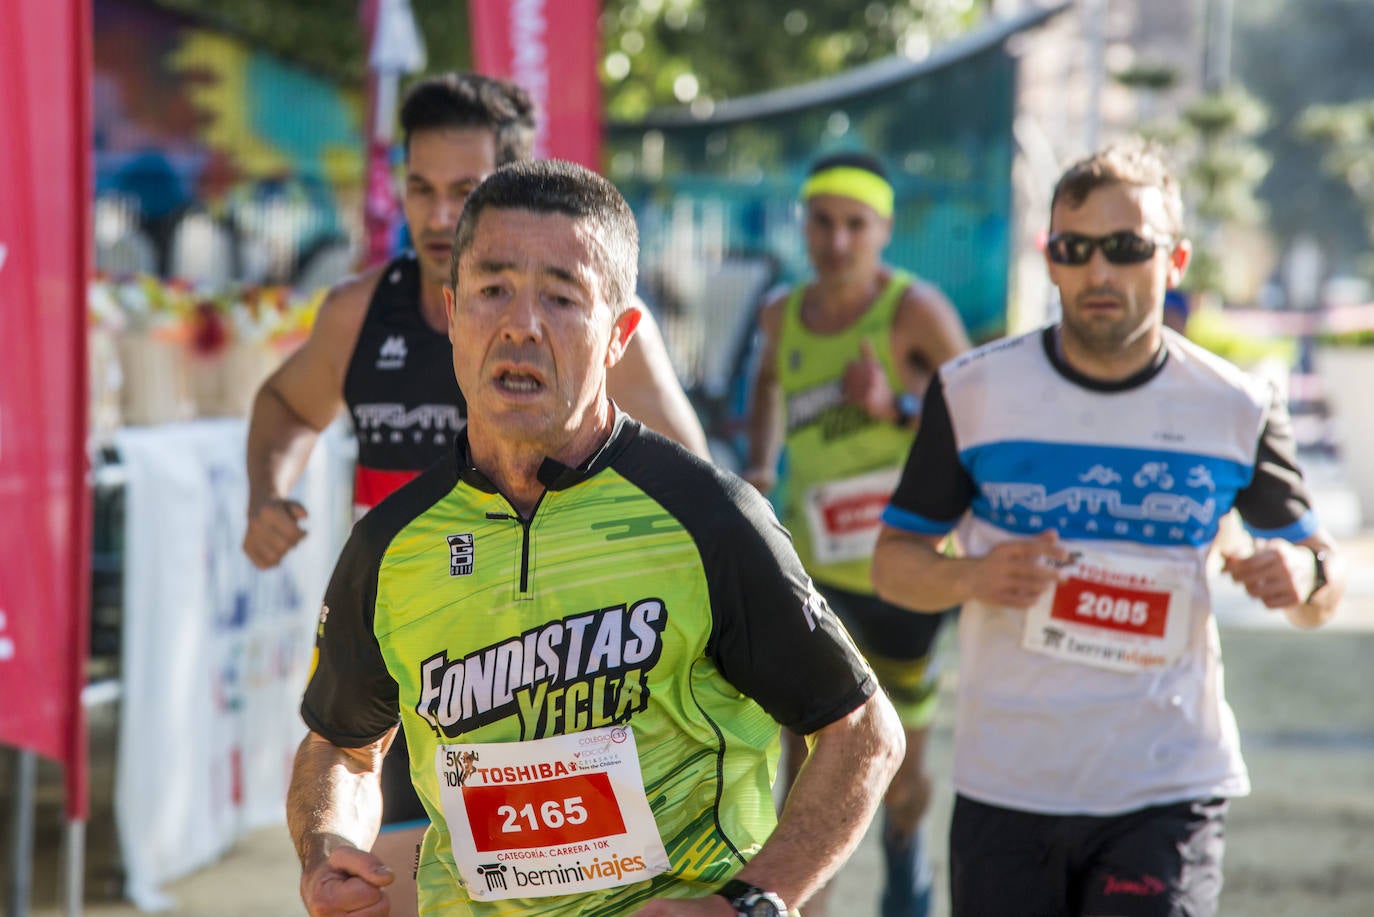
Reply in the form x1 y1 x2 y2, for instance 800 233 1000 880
414 599 668 740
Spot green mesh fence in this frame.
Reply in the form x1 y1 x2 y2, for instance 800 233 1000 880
606 36 1030 415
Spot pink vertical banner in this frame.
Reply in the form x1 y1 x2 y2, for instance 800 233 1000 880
361 0 426 268
0 0 94 819
469 0 604 169
360 0 397 269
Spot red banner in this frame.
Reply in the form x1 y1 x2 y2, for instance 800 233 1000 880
0 0 93 818
469 0 603 169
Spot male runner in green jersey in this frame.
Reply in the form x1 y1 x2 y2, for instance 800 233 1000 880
743 151 970 917
288 159 905 917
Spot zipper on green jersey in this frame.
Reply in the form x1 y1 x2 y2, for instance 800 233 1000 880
485 493 544 594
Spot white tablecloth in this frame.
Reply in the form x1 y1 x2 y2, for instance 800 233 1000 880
112 418 353 910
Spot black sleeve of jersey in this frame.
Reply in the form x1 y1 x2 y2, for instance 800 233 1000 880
300 526 399 747
615 431 876 736
1231 385 1315 530
888 374 976 524
300 455 462 746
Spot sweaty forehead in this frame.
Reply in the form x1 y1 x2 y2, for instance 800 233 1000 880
1051 182 1169 234
461 210 605 283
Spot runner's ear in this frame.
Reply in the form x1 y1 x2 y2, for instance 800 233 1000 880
605 304 642 368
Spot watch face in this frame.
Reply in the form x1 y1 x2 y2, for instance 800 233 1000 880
746 895 783 917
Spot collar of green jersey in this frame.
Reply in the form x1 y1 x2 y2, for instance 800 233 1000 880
453 406 636 494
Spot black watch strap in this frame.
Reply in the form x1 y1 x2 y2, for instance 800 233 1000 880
1305 546 1329 603
716 879 789 917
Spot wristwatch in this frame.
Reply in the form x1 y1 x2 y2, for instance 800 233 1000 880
716 879 789 917
893 390 922 426
1305 546 1329 603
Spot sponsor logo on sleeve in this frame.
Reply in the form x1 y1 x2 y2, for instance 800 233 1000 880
801 580 828 632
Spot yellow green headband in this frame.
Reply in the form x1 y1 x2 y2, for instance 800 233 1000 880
801 166 894 219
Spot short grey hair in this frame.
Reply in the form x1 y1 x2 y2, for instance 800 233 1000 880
448 159 639 313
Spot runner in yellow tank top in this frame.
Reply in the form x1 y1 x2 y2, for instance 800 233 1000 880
743 151 971 917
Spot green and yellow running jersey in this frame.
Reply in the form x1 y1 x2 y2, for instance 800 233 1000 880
303 414 875 915
776 272 917 594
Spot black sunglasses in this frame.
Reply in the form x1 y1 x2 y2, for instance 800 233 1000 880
1046 230 1172 266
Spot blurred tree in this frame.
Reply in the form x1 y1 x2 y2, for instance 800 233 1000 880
1166 89 1272 299
1299 101 1374 277
147 0 470 83
1120 76 1272 300
1113 60 1179 95
599 0 990 120
1234 0 1374 273
147 0 987 111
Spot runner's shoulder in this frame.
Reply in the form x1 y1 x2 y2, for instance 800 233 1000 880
943 325 1042 378
309 263 388 343
1164 328 1272 406
896 273 955 314
619 424 779 537
756 284 792 331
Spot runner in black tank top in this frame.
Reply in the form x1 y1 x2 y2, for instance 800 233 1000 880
344 253 467 515
340 253 465 829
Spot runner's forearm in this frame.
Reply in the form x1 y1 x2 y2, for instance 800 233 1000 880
286 733 387 871
744 377 782 475
1284 538 1345 630
732 694 904 909
872 527 971 611
246 384 325 513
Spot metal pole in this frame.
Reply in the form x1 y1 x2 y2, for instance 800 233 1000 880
1084 0 1107 152
1203 0 1235 92
1214 0 1234 91
62 819 85 917
6 749 37 917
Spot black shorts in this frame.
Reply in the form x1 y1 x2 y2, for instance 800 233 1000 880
379 725 428 830
949 794 1227 917
817 582 950 729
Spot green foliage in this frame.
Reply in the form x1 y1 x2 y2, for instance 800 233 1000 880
1314 326 1374 348
599 0 989 120
1181 248 1226 298
146 0 469 84
1112 61 1179 93
1164 89 1272 298
1186 306 1298 367
145 0 991 120
1182 89 1267 139
1235 0 1374 269
1299 100 1374 255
